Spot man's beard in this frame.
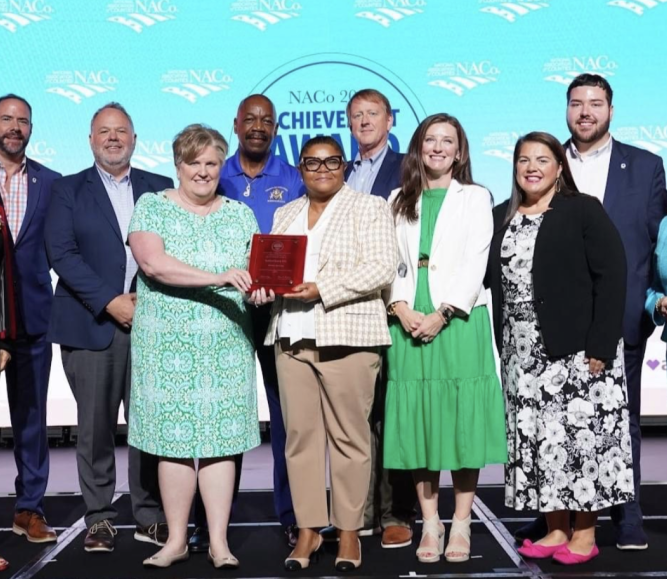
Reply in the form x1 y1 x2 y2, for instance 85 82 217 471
0 132 29 157
568 117 611 145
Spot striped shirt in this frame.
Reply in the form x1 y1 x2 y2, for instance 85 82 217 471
0 159 28 239
96 165 138 293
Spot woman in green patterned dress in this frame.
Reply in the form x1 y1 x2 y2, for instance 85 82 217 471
127 125 274 569
384 114 507 564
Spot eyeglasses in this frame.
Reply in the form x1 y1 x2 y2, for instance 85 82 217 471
301 156 344 172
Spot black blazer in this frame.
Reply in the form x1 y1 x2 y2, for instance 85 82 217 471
487 193 627 360
344 147 404 199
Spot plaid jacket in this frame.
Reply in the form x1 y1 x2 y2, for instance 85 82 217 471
264 185 398 347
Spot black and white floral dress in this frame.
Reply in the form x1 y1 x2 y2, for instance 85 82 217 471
501 212 634 512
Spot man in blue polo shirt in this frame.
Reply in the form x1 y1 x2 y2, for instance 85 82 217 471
188 94 303 553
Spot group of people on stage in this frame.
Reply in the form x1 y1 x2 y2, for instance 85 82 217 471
0 72 665 573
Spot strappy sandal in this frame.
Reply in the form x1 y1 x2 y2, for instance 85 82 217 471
416 514 445 563
445 514 471 563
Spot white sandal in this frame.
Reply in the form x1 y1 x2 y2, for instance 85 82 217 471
445 514 471 563
416 514 445 563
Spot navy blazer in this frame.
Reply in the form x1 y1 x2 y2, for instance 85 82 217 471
345 147 404 198
15 159 61 336
565 139 667 346
45 166 173 350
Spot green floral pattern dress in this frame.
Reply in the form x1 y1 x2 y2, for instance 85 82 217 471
127 192 261 458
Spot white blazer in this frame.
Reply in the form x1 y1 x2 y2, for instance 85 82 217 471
386 179 493 315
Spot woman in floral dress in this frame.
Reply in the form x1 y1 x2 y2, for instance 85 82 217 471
128 124 273 569
486 132 633 565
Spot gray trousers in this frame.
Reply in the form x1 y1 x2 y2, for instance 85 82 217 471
364 373 417 529
62 327 164 528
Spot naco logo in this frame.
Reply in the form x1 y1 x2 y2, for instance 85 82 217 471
26 141 56 165
482 131 520 163
106 0 177 33
615 125 667 156
354 0 426 28
428 61 499 97
133 140 172 171
479 0 549 22
0 0 52 33
543 56 617 86
45 70 118 105
608 0 667 16
161 69 233 103
230 0 301 31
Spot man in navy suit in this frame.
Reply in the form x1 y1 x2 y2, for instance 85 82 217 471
515 74 667 550
45 103 173 553
0 94 60 543
321 89 416 549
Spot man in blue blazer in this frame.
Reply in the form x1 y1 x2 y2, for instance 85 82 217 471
0 94 60 543
515 74 667 550
45 103 173 553
325 89 416 549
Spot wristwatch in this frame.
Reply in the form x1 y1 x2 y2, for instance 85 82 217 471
437 304 454 324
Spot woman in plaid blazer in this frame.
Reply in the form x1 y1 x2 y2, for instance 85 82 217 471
263 136 398 573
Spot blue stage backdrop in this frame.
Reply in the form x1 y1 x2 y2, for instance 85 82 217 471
1 0 666 423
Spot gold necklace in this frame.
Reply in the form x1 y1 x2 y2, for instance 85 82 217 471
177 188 216 217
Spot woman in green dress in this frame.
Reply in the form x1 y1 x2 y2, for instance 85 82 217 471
384 114 507 564
127 124 274 569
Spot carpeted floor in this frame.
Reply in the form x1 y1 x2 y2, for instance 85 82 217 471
1 485 666 578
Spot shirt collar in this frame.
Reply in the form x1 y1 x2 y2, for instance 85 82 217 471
568 135 613 161
353 143 389 168
227 149 280 177
96 163 131 186
0 158 27 174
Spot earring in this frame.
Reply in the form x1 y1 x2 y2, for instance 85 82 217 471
555 177 561 193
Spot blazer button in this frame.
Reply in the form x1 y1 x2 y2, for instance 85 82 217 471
430 264 437 271
536 297 544 305
121 265 126 270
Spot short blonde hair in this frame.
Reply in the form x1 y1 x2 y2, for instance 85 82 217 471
172 123 228 166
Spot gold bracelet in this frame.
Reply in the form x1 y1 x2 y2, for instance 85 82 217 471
387 301 403 316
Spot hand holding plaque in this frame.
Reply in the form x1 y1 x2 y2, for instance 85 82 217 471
248 234 307 295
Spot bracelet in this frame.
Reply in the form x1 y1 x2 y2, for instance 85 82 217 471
437 305 454 324
387 301 404 316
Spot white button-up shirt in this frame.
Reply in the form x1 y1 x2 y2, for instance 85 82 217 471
96 165 137 293
277 193 340 344
566 135 613 203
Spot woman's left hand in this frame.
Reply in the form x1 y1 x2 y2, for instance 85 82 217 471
248 288 276 307
283 282 320 302
412 312 445 343
0 349 11 372
586 356 606 375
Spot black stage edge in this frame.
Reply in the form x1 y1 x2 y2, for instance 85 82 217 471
1 485 666 578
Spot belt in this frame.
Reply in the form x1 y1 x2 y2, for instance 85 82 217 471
417 259 429 268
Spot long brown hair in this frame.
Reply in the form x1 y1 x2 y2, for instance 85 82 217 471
392 113 474 222
503 131 579 227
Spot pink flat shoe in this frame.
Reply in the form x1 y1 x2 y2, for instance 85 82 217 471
552 544 599 565
517 539 569 559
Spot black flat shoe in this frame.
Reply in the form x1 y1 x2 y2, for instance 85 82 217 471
188 526 210 553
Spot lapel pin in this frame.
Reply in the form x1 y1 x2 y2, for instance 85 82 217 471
32 177 37 183
621 163 626 169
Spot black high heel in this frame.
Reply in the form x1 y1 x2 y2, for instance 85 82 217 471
284 535 323 571
335 538 362 572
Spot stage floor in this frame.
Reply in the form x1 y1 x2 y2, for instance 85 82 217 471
1 437 666 578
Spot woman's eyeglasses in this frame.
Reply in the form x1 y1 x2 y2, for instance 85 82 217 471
301 156 344 172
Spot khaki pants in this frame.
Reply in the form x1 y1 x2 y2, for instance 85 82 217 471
275 339 380 530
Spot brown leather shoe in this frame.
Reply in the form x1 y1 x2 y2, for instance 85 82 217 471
12 511 57 543
381 525 413 549
84 520 117 552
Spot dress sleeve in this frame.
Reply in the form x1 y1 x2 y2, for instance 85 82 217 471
129 193 162 236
